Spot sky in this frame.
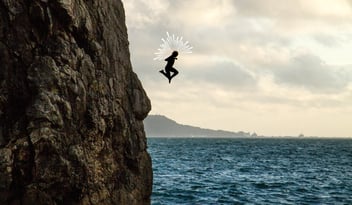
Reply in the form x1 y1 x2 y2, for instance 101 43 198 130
122 0 352 137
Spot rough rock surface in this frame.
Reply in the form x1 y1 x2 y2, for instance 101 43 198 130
0 0 152 204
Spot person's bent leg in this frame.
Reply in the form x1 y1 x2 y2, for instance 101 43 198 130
165 69 172 78
170 67 179 78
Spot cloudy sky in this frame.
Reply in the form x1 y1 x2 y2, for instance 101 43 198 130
122 0 352 137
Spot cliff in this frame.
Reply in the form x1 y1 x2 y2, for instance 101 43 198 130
0 0 152 204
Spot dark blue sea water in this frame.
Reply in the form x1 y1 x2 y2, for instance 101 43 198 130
147 138 352 205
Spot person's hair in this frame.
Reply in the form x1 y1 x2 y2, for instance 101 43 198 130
172 51 178 57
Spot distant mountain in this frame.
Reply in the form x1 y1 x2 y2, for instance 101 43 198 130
144 115 251 138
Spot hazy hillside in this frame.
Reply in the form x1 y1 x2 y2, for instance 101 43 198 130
144 115 251 138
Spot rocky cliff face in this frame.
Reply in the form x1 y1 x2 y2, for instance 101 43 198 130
0 0 152 204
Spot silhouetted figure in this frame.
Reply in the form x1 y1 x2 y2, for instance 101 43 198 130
160 51 179 83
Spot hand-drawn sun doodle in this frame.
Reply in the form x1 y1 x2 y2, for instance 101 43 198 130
154 32 193 61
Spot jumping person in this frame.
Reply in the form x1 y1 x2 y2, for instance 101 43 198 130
160 51 179 83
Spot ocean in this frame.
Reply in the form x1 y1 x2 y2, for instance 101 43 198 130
147 138 352 205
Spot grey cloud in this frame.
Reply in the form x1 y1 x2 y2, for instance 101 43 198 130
123 0 170 29
272 54 351 93
185 61 257 89
232 0 351 22
313 33 352 48
313 34 342 47
231 0 303 18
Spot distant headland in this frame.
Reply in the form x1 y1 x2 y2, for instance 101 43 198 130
144 115 256 138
